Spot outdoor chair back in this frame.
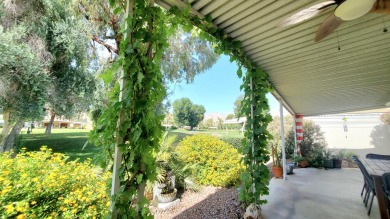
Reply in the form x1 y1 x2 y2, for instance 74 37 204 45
355 158 376 215
366 153 390 160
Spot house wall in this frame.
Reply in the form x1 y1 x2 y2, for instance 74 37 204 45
307 114 390 158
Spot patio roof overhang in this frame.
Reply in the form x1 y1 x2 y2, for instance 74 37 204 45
157 0 390 116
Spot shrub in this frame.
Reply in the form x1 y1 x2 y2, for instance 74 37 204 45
0 147 110 219
380 113 390 125
286 120 327 164
220 136 243 151
177 135 244 187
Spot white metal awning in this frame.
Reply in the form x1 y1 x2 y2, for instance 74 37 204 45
157 0 390 116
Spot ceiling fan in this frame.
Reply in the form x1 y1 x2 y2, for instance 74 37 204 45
278 0 390 42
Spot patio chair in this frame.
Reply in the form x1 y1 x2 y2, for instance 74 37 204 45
355 159 376 215
353 157 367 197
366 153 390 160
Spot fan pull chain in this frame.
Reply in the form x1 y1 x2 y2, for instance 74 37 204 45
382 15 388 33
336 31 341 51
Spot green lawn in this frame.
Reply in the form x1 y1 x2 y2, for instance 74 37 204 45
2 127 242 162
19 128 100 162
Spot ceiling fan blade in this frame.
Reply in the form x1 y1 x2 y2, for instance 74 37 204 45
315 14 343 42
335 0 376 20
277 1 336 27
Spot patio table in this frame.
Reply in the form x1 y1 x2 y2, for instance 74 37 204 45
361 158 390 219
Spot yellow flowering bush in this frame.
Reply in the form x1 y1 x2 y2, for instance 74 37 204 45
177 135 244 186
0 147 110 219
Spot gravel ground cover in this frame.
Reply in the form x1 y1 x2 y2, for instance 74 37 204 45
151 186 245 219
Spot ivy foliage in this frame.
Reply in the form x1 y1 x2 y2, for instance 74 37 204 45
168 5 274 205
91 0 174 217
92 1 274 217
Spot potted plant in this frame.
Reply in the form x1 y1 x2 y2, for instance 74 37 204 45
271 143 283 178
333 149 345 169
155 161 177 203
323 149 334 169
152 133 198 204
299 158 309 168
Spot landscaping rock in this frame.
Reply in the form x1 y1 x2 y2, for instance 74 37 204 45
150 186 245 219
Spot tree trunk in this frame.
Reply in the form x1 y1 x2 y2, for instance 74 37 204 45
45 111 56 134
1 110 11 152
1 122 23 152
1 110 11 139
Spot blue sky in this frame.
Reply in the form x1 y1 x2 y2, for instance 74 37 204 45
167 55 286 116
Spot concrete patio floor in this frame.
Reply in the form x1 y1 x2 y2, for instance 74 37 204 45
262 168 381 219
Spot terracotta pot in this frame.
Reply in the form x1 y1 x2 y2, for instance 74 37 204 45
272 166 283 178
157 188 177 203
299 160 308 168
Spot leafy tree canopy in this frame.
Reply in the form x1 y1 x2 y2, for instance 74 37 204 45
226 114 234 120
380 113 390 125
233 95 244 118
172 98 205 129
0 26 48 122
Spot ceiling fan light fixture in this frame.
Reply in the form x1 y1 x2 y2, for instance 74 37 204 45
335 0 376 21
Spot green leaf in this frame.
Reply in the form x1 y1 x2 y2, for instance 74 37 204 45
136 174 143 184
237 67 243 78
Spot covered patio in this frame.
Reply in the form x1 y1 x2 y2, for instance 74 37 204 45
153 0 390 218
262 168 380 219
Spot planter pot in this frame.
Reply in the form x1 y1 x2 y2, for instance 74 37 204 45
333 158 342 168
156 183 166 189
157 188 177 203
324 159 334 169
287 163 294 175
299 160 308 168
272 166 283 178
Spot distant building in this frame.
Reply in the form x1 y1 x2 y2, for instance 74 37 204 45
41 113 92 129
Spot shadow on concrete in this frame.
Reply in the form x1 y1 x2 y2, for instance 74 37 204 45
172 188 244 219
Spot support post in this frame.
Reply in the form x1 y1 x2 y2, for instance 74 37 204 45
293 114 297 159
250 77 256 195
280 102 287 180
111 1 132 218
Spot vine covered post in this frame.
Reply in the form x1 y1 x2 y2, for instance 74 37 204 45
279 101 287 180
110 0 132 217
92 0 170 217
250 77 256 196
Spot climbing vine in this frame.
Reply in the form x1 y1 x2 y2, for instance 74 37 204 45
92 0 273 217
91 0 173 217
169 5 274 205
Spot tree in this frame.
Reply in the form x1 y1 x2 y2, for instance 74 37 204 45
233 95 244 118
0 0 96 151
42 2 96 134
380 113 390 125
172 98 205 130
285 120 327 159
226 114 234 120
217 117 224 129
77 0 219 84
0 26 49 151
